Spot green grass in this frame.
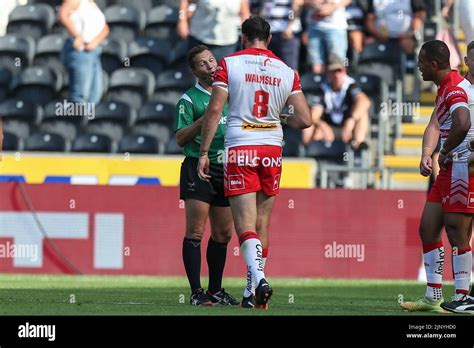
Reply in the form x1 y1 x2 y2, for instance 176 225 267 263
0 274 457 316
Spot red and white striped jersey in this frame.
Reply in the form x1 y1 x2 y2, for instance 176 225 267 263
213 47 302 148
436 71 473 162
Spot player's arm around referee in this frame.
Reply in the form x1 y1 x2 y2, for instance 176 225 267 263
174 45 239 307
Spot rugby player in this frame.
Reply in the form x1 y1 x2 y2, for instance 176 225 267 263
175 45 238 306
197 16 311 309
400 40 473 313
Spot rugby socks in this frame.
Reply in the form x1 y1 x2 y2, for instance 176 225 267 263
423 242 444 301
453 247 472 297
206 237 228 294
243 247 268 298
239 231 265 288
182 238 202 292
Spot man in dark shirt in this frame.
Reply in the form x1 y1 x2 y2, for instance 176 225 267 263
303 53 371 150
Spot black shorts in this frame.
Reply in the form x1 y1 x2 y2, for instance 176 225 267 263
179 157 229 207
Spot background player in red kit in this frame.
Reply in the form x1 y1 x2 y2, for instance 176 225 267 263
400 40 474 314
197 16 311 309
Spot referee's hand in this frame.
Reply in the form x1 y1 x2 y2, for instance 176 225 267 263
197 155 211 182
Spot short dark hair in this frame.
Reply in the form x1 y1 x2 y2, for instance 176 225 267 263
242 16 270 42
468 41 474 53
420 40 450 68
187 45 210 70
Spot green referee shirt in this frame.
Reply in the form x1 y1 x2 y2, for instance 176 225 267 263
174 82 227 165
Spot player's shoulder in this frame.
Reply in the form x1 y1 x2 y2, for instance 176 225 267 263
178 84 201 105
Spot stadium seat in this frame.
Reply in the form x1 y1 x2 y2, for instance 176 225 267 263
7 4 55 41
357 41 402 88
33 34 66 72
107 67 155 110
300 72 325 93
0 98 41 139
129 37 167 75
168 39 189 69
39 100 85 142
101 38 127 75
283 127 304 157
118 133 161 154
0 35 35 73
86 101 135 142
25 132 67 152
133 101 174 143
144 4 179 42
154 68 195 105
165 136 182 155
105 4 146 42
0 68 12 102
11 66 61 106
2 131 21 151
72 133 113 153
353 73 387 122
306 140 347 160
28 0 63 7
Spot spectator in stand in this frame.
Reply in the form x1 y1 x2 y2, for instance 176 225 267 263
365 0 426 55
302 54 370 150
59 0 109 104
305 0 351 74
345 0 367 71
258 0 304 71
177 0 251 62
442 0 474 45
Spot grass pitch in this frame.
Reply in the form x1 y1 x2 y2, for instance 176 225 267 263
0 274 456 316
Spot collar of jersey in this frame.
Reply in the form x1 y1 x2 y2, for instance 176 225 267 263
195 82 211 96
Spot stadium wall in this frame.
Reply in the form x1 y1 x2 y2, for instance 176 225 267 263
0 182 455 280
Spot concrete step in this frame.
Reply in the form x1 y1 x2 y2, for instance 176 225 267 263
402 124 425 137
384 155 418 169
394 138 422 156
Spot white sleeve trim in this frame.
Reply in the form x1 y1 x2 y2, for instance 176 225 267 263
449 102 469 114
180 94 193 104
289 90 303 96
214 84 228 93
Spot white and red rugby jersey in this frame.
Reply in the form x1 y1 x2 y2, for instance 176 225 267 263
213 47 302 148
436 71 474 162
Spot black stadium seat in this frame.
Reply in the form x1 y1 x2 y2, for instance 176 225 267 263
283 127 304 157
354 73 387 122
101 38 127 75
11 66 60 106
129 37 168 75
0 98 42 139
86 101 135 142
72 133 113 153
0 35 35 73
118 133 160 154
300 72 325 93
39 100 84 142
25 132 66 152
7 4 55 41
144 5 179 42
2 131 21 151
134 101 174 143
165 136 182 155
0 68 12 102
105 4 146 42
154 68 195 105
107 67 155 110
33 34 67 72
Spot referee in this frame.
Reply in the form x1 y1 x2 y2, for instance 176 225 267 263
175 45 238 306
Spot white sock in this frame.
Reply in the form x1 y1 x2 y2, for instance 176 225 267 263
453 247 472 297
239 232 265 289
243 256 268 298
423 242 444 301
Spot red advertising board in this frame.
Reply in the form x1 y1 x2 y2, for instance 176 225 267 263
0 183 454 279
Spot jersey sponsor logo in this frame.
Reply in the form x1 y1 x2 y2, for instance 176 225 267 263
219 115 227 125
241 122 278 130
244 73 282 86
445 89 466 101
229 153 282 168
468 192 474 208
245 59 280 70
228 174 245 190
273 174 281 191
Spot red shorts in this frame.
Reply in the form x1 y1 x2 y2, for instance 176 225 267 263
427 162 474 213
224 145 282 197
